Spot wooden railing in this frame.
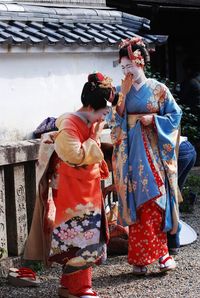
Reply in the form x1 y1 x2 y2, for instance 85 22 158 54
0 140 40 259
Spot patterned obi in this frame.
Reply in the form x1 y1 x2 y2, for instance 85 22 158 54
127 113 157 129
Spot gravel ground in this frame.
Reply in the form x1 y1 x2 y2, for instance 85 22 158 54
0 200 199 298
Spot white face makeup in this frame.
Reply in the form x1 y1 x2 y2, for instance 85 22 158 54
121 57 143 82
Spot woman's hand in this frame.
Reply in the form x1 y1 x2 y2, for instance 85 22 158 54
121 73 133 97
140 115 153 126
116 74 133 117
41 131 58 143
90 120 105 143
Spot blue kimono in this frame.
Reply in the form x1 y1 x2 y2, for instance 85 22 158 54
106 78 182 232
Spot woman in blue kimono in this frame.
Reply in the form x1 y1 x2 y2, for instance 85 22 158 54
107 37 182 275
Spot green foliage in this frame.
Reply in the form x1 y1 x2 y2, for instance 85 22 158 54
180 174 200 213
182 174 200 196
178 105 200 144
145 66 200 145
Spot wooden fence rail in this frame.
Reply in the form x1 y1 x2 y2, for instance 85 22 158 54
0 140 40 259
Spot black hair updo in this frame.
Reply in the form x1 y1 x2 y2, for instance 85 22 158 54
81 72 112 110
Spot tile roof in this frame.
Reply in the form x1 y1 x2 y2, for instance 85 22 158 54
0 3 168 48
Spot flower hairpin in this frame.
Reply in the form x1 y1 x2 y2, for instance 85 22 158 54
119 37 145 49
99 76 113 89
128 49 145 67
119 37 146 67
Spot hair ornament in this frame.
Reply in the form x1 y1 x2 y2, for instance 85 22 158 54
119 37 145 49
88 72 105 84
119 37 146 67
87 72 113 93
128 48 145 67
90 81 96 91
99 76 113 89
87 72 104 91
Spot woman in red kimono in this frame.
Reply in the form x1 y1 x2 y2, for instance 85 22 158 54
24 72 113 298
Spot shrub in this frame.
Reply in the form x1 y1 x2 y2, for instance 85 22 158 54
180 174 200 213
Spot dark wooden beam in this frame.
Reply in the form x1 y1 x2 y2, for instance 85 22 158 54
106 0 200 8
132 0 200 6
106 0 200 35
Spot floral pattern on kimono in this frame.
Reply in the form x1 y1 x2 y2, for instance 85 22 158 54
106 78 182 233
49 203 105 273
128 201 168 266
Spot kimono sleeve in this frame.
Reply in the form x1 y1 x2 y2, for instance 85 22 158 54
153 85 182 233
55 127 104 166
106 84 128 147
153 85 182 161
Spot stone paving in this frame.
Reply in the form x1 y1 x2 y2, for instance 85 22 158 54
0 169 199 298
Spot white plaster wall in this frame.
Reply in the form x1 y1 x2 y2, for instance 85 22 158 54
0 51 122 143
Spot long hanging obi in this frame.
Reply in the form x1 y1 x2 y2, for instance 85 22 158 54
106 78 182 233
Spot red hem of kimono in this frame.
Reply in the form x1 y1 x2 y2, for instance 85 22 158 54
128 201 168 266
60 267 92 295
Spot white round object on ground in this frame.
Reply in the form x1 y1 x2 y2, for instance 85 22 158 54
179 219 197 246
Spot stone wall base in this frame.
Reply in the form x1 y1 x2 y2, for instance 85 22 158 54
0 256 22 277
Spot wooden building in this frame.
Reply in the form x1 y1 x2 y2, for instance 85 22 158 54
106 0 200 82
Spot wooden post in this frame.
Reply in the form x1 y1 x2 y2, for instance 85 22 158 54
5 164 28 256
0 169 8 259
0 140 40 258
14 165 28 255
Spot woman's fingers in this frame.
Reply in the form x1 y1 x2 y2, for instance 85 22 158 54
94 120 105 133
140 115 153 126
121 73 133 95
